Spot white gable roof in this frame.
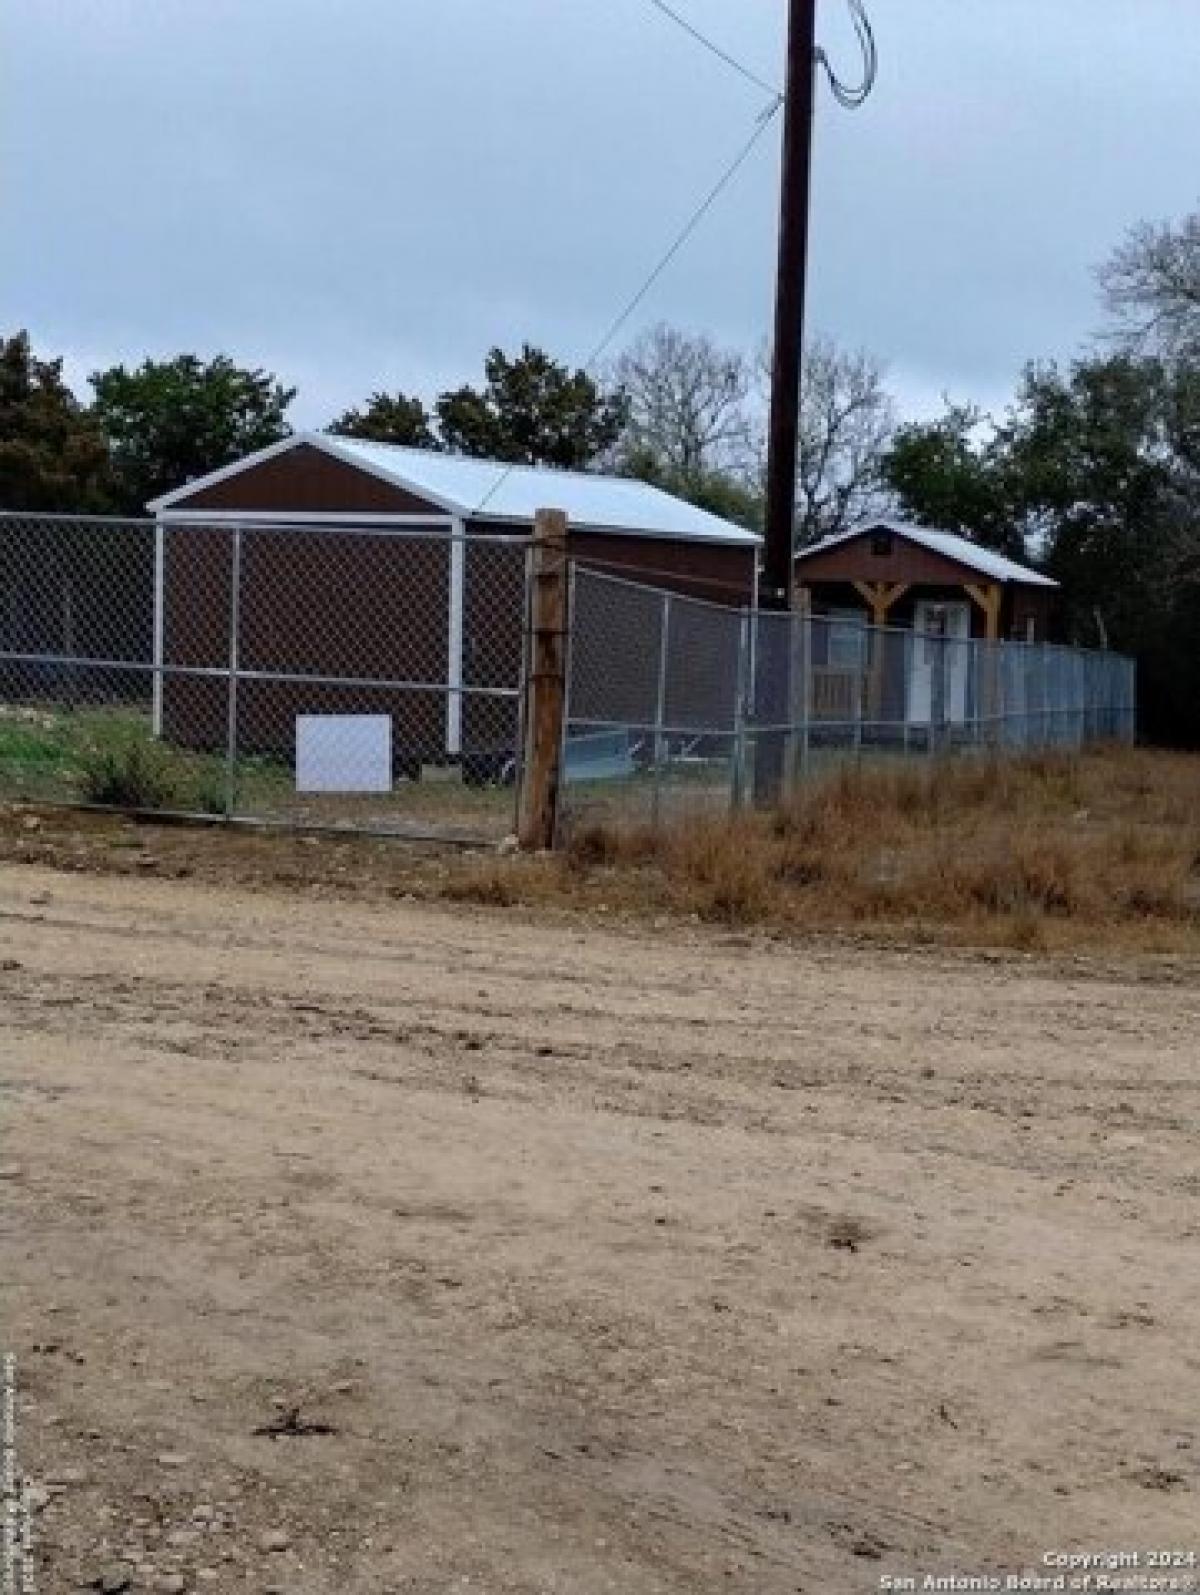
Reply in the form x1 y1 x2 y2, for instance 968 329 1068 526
797 518 1058 588
149 432 761 547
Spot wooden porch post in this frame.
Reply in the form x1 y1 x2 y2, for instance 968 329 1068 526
964 582 1002 642
852 579 910 629
852 580 909 722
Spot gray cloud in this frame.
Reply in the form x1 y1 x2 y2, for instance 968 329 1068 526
4 0 1198 427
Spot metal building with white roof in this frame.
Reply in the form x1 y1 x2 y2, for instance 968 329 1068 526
148 433 760 769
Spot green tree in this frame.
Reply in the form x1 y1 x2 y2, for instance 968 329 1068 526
436 345 628 469
328 390 437 448
90 353 295 513
884 355 1200 745
1009 359 1200 740
619 441 761 533
881 403 1026 559
0 331 112 511
1008 360 1181 616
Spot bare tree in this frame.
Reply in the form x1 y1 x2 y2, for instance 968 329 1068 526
609 325 896 539
610 324 754 488
1098 209 1200 361
755 337 896 545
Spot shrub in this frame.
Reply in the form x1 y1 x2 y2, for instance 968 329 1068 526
193 770 231 817
78 728 178 810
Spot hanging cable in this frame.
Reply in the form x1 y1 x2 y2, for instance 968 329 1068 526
472 97 783 515
472 4 877 515
643 0 781 101
816 0 877 110
582 97 782 371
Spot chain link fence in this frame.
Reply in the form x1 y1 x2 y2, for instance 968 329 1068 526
562 566 1138 833
0 514 1141 846
0 512 527 842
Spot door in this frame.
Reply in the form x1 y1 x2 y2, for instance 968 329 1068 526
907 602 971 726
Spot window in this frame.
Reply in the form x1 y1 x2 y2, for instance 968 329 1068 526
870 531 894 557
828 607 866 670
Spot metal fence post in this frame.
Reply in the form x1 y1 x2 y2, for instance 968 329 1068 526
152 521 165 737
930 627 947 759
62 576 76 713
782 608 799 795
225 525 242 819
731 610 751 811
652 590 672 827
558 559 577 835
511 539 534 836
799 609 811 782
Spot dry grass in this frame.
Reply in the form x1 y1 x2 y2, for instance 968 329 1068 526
544 747 1200 952
2 745 1198 957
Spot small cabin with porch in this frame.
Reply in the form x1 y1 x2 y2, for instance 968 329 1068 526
792 519 1060 742
793 518 1058 641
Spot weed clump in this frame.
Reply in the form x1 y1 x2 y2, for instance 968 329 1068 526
78 727 178 810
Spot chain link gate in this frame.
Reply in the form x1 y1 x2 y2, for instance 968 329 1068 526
0 512 528 843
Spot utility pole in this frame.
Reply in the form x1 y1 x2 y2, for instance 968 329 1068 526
762 0 819 612
754 0 818 804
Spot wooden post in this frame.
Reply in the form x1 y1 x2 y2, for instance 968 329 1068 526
852 579 909 629
852 580 908 725
762 0 818 609
963 582 1002 642
517 509 569 851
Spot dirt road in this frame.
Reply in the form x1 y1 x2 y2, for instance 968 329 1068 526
2 863 1198 1594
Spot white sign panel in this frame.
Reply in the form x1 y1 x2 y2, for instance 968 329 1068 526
295 715 392 794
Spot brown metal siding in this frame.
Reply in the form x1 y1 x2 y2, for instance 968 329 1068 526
161 523 451 767
1008 587 1057 641
461 526 526 761
460 522 757 752
159 474 757 770
565 530 756 605
166 442 445 515
794 529 1004 590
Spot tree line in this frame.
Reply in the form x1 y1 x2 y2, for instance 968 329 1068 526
0 325 893 536
2 205 1198 741
885 208 1199 747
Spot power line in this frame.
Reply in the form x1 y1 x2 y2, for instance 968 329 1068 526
582 98 782 370
472 98 782 515
643 0 781 101
817 0 878 110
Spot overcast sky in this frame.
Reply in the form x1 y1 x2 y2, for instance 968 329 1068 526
4 0 1198 429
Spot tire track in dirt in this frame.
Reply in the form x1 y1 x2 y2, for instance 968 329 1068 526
2 864 1198 1594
